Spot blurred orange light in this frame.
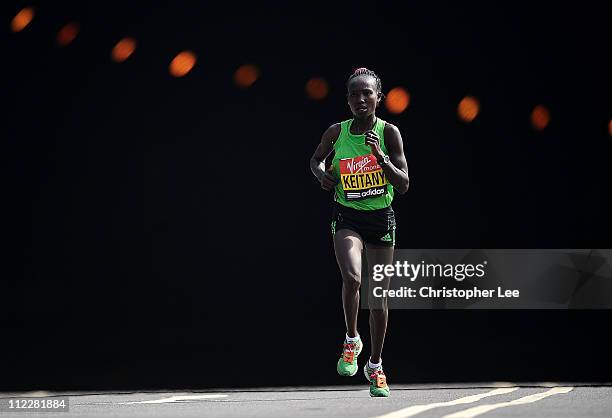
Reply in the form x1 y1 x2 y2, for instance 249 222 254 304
57 22 79 46
234 64 259 88
531 105 550 131
385 87 410 114
305 77 328 100
11 7 34 32
112 37 136 63
458 96 480 122
608 119 612 137
169 51 197 77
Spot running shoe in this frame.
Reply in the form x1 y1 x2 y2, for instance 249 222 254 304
336 337 362 376
364 362 390 397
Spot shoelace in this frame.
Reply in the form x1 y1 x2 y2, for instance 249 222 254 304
341 342 357 363
369 369 385 379
342 343 356 353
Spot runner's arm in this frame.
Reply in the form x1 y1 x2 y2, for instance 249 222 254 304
381 123 409 194
310 123 341 191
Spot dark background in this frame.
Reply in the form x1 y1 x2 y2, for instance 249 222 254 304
2 0 611 390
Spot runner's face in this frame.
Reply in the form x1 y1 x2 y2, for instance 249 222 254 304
347 76 380 118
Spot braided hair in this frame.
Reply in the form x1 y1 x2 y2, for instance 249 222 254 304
346 67 385 100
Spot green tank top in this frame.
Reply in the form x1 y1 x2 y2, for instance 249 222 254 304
331 118 394 210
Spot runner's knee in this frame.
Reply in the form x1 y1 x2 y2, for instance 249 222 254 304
342 270 361 289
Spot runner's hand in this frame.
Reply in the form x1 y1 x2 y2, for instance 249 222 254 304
365 130 384 160
319 167 338 191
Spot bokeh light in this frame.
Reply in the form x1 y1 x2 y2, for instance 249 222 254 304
531 105 550 131
111 37 137 63
234 64 259 88
458 96 480 122
11 7 34 32
305 77 328 100
608 119 612 137
57 22 79 46
169 51 197 77
385 87 410 114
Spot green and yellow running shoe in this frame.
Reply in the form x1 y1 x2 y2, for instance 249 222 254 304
336 338 362 376
364 363 390 397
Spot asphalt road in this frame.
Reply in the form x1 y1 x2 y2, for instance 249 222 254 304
1 383 611 417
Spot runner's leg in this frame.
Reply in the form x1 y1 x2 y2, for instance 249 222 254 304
364 242 393 363
334 228 364 338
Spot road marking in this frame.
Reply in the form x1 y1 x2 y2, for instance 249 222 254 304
372 387 518 418
443 387 574 418
118 394 227 404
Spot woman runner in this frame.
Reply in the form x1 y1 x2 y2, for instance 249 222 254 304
309 68 409 397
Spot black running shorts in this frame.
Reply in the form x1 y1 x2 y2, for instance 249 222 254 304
331 202 396 247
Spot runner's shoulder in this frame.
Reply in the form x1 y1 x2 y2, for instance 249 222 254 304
383 121 401 137
322 123 342 145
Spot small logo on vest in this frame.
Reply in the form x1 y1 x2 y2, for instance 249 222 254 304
380 233 392 242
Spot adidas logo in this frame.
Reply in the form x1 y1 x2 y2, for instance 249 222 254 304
380 233 392 242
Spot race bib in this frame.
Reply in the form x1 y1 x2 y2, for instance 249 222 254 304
339 154 387 201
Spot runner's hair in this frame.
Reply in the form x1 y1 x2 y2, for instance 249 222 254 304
346 67 384 98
